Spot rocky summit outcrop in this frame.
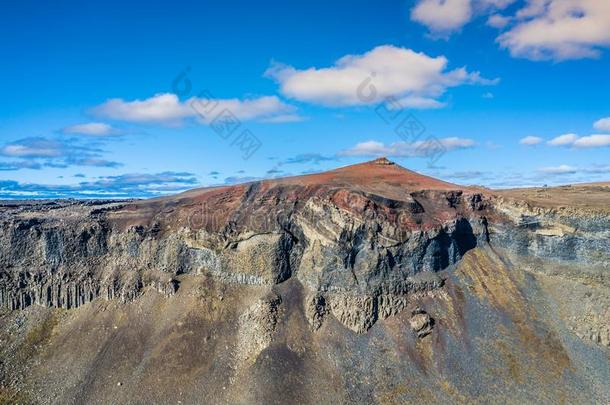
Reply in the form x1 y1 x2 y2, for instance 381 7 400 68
0 160 609 404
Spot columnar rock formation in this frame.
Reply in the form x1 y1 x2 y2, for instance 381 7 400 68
1 161 608 332
1 160 608 404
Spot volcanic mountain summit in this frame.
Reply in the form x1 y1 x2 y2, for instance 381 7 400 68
0 160 609 404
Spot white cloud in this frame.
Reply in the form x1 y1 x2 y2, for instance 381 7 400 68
411 0 473 33
339 141 389 157
0 137 122 168
62 122 120 136
338 137 475 157
482 92 494 99
266 45 496 107
189 96 297 123
548 133 579 146
548 133 610 148
0 138 63 158
498 0 610 61
572 134 610 148
92 93 192 124
410 0 610 61
411 0 516 34
519 135 543 145
92 93 298 125
593 117 610 132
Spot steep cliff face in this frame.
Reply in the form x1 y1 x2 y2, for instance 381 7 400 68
0 161 489 331
489 196 610 265
0 203 181 310
1 160 609 404
487 193 610 349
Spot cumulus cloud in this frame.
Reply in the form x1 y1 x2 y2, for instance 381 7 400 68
519 135 543 145
411 0 473 33
411 0 516 34
411 0 610 61
62 122 121 136
92 93 299 125
572 134 610 148
189 96 298 123
265 45 497 107
92 94 191 124
548 133 610 148
0 137 122 169
338 137 475 158
547 133 579 146
0 171 198 199
593 117 610 132
498 0 610 60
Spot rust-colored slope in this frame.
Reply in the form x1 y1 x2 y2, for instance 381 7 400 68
110 158 471 233
178 157 461 202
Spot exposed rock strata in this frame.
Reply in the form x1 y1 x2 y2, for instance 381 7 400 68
489 197 610 266
0 161 608 337
0 162 609 404
0 179 490 334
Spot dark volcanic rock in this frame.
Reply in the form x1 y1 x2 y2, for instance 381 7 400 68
0 160 609 404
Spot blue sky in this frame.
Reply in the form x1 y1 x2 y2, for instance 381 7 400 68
1 0 610 198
